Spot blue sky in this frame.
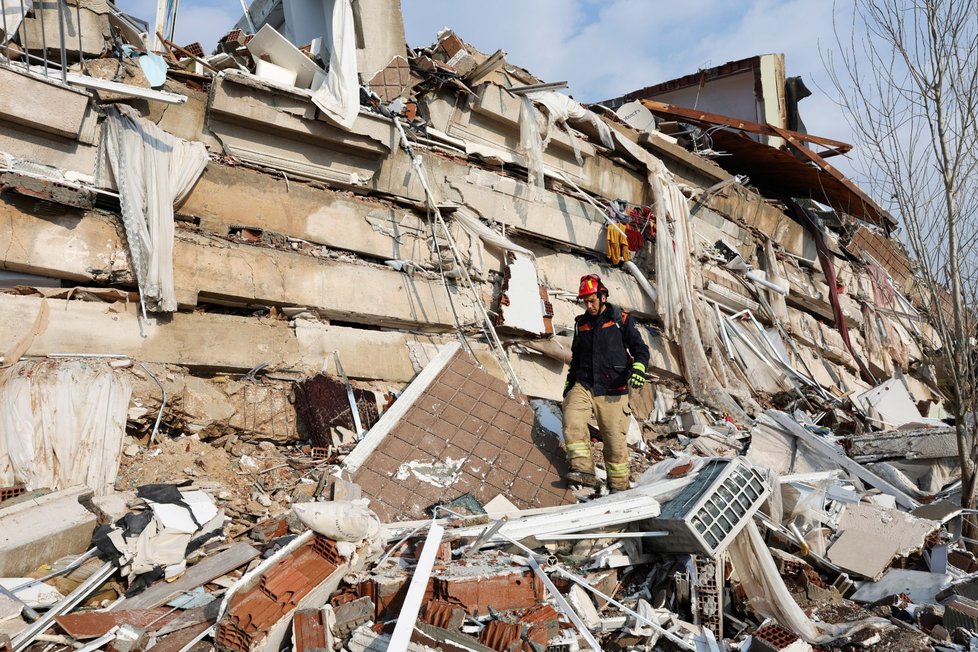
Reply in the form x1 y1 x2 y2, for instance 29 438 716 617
137 0 861 176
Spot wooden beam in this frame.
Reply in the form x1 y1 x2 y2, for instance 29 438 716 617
640 99 852 154
112 543 260 611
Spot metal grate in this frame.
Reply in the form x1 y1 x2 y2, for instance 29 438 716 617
648 457 770 557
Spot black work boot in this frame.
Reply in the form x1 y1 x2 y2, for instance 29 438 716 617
566 470 600 489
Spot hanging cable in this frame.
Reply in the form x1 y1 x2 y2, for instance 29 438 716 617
391 115 525 396
425 202 476 359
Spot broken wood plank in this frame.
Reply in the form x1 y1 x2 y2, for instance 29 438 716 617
56 609 178 640
111 543 259 612
148 622 211 652
640 99 852 152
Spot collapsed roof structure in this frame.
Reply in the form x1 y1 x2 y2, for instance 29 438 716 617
0 1 970 651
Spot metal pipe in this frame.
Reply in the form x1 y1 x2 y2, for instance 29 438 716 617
556 566 696 650
462 516 508 558
37 0 48 77
46 352 129 358
74 0 81 68
1 0 9 66
332 351 363 438
17 0 29 71
746 270 788 295
0 585 39 621
55 0 66 82
501 536 602 652
10 548 97 593
535 531 669 540
138 362 167 445
237 0 256 33
11 561 115 652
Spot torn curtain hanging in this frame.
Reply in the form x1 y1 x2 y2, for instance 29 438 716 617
104 104 209 313
0 359 131 496
310 0 359 129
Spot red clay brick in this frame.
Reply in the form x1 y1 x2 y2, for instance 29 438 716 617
414 394 447 415
446 356 476 379
451 394 479 414
449 428 480 453
461 414 489 437
370 451 402 476
510 477 539 503
494 412 520 434
427 418 459 440
405 404 438 429
484 466 514 493
481 425 511 449
381 435 416 461
519 462 548 485
499 398 525 419
506 435 533 458
526 445 552 466
428 381 458 404
469 401 500 423
418 432 448 457
441 404 469 427
479 389 507 411
442 443 469 462
352 466 383 489
495 449 525 475
460 469 487 489
452 472 481 496
472 440 501 464
456 380 486 403
440 369 468 390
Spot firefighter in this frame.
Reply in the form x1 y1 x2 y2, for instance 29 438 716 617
562 274 650 492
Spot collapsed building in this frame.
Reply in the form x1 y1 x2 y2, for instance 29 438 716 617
0 1 971 651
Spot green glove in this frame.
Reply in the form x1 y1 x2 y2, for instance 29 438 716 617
629 362 646 389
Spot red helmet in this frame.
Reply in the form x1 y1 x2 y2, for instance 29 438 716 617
577 274 607 300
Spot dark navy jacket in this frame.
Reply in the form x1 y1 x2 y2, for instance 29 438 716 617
566 302 651 397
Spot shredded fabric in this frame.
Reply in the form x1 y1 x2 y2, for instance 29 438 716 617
310 0 359 129
104 105 209 313
518 96 545 189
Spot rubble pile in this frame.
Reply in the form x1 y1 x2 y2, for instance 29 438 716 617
0 0 972 650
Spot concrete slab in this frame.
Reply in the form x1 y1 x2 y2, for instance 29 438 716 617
0 66 92 140
827 503 939 580
850 568 951 605
0 486 96 577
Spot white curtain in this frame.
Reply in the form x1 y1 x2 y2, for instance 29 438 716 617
104 104 209 313
0 360 131 496
310 0 359 129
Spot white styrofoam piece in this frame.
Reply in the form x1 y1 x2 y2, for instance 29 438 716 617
246 24 324 90
255 59 298 87
500 254 546 334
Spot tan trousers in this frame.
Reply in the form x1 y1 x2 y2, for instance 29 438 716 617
562 384 631 490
